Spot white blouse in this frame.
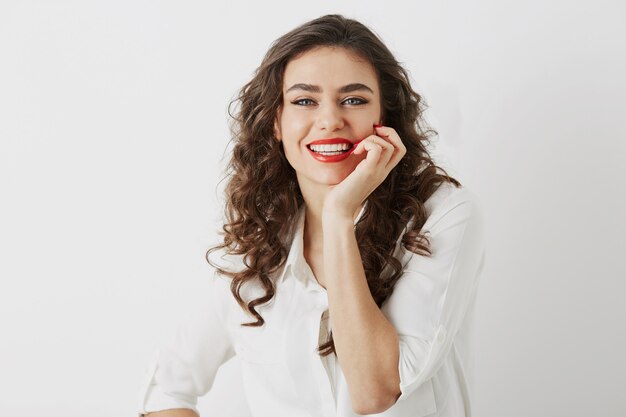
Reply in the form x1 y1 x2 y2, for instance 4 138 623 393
137 182 486 417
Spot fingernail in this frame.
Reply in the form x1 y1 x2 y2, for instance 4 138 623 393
373 123 383 128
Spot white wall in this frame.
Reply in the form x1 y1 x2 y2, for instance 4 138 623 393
1 1 624 416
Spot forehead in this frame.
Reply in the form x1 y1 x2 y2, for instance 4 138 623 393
283 46 378 89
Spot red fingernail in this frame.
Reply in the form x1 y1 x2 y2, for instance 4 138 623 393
373 124 383 128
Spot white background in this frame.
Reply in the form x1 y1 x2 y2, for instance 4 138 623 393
1 1 624 416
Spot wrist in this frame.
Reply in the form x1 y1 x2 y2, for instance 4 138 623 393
322 206 355 227
322 199 366 225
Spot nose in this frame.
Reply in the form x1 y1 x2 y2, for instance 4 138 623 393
315 102 344 132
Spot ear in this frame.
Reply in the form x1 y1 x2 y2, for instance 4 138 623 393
274 121 282 141
274 107 282 141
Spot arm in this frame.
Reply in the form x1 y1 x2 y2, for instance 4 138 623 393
137 270 235 416
388 191 485 402
317 125 406 413
320 126 485 413
322 215 402 414
323 187 486 414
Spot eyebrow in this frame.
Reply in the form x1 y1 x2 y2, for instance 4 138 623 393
285 82 374 94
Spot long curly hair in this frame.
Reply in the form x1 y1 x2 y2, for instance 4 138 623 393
206 14 461 357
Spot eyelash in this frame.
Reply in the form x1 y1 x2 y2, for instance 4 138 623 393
290 97 368 106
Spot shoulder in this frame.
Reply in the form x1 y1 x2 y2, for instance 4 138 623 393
424 181 480 210
422 183 487 263
400 181 485 258
207 244 246 276
422 182 484 227
205 244 243 298
204 246 247 323
206 244 272 307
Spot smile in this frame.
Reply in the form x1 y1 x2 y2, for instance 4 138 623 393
305 137 362 163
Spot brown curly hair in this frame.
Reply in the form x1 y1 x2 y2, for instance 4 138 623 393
205 14 461 357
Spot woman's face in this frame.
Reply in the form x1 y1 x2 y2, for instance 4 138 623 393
274 46 382 188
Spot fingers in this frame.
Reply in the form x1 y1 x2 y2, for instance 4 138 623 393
352 124 407 177
373 125 407 170
368 136 395 166
353 136 392 167
353 125 405 170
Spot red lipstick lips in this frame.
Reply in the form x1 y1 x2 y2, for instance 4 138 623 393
306 137 363 163
307 138 354 146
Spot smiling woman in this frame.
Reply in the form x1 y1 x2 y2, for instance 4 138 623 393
276 47 381 175
138 13 485 417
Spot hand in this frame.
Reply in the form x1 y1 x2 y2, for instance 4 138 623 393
323 124 407 220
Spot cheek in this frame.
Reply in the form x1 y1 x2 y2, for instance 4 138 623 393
280 107 294 124
349 107 381 128
281 107 313 129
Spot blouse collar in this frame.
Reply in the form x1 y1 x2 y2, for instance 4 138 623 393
276 201 368 285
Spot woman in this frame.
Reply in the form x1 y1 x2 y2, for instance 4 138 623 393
138 14 486 417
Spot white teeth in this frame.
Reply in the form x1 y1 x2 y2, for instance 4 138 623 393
309 143 351 152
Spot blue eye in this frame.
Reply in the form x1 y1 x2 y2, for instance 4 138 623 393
290 97 368 106
292 98 315 106
343 97 368 105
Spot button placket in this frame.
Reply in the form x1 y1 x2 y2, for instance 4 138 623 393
311 300 336 416
318 309 337 402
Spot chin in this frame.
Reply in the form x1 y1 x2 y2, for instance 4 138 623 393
297 166 355 187
315 173 350 186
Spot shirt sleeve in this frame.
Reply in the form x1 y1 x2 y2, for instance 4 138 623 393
137 270 236 416
381 187 487 402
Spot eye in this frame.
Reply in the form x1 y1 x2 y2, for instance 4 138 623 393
291 98 316 106
343 97 368 105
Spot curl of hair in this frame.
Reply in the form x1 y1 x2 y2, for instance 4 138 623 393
206 14 461 358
